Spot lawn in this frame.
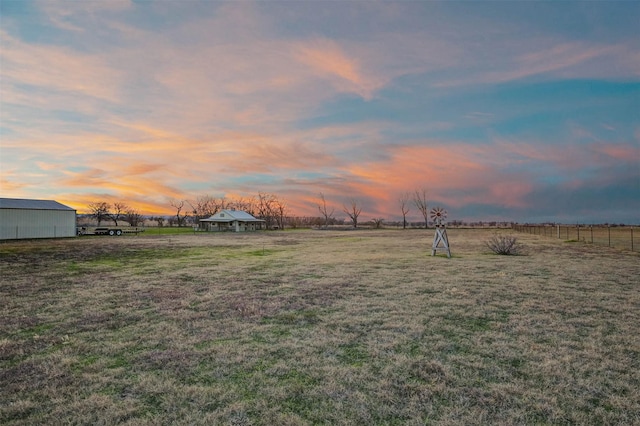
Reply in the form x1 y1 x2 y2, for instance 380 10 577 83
1 229 638 425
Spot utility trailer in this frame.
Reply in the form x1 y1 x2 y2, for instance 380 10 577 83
77 226 144 236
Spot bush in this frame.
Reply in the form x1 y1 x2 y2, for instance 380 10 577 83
485 234 525 255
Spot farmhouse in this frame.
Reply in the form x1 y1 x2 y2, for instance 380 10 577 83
0 198 77 240
199 209 265 232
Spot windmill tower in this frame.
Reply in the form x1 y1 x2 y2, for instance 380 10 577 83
430 206 451 258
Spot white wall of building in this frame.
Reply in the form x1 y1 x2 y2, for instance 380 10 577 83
0 208 76 239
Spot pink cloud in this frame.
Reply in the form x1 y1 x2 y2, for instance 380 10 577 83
587 142 640 163
295 38 383 99
0 31 123 104
339 143 535 215
330 137 637 218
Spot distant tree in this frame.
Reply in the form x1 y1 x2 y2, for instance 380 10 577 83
317 192 334 229
125 208 144 227
343 198 362 228
254 192 278 229
109 202 128 226
399 192 410 229
372 218 384 229
233 196 256 216
188 195 221 223
274 198 287 230
169 199 187 227
288 216 302 229
413 188 429 229
88 201 110 226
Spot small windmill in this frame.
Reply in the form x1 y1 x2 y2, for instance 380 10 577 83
430 206 451 258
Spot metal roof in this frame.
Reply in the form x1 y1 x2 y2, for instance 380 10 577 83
0 198 76 211
200 209 264 222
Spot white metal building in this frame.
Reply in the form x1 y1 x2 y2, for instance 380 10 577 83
0 198 77 240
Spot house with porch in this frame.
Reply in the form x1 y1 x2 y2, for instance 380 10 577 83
199 209 265 232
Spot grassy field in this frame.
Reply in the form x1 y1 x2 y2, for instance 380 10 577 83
1 229 639 425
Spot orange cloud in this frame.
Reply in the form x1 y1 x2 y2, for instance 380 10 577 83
295 38 382 99
61 192 175 216
0 177 26 192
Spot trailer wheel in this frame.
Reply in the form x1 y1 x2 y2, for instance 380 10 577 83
109 230 115 236
116 230 122 236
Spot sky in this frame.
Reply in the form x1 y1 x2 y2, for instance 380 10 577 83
1 0 639 224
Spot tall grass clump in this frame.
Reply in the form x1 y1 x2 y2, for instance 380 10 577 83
485 234 525 255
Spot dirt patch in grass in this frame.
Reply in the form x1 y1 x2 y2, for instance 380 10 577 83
1 229 639 424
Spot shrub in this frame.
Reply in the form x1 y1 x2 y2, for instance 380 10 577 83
485 234 525 255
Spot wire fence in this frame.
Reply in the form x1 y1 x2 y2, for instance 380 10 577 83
512 224 637 252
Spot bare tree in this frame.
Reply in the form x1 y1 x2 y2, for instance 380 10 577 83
188 195 220 223
317 192 334 229
169 199 188 227
399 192 410 229
233 196 255 216
274 198 287 230
88 201 110 226
125 208 144 227
413 189 429 229
343 198 362 228
109 202 128 226
372 218 384 229
256 192 277 229
217 197 230 211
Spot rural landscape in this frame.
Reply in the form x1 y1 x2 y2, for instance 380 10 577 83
2 1 639 424
2 228 638 424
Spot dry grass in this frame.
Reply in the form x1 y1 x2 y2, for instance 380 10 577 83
1 229 639 425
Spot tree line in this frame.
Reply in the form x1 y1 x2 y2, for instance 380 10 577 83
84 188 433 229
85 192 288 229
324 188 430 229
86 202 144 227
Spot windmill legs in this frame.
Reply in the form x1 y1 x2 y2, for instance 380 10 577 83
431 226 451 258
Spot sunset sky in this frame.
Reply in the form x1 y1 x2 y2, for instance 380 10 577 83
1 1 639 223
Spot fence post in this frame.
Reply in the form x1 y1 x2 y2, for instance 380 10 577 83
632 228 635 251
608 226 611 247
590 226 593 244
557 224 560 239
577 225 580 242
